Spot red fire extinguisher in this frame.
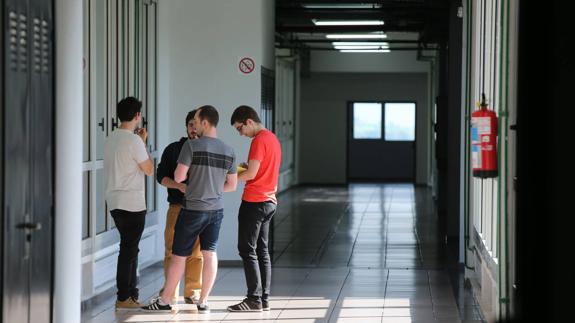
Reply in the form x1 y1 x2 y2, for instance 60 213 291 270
471 93 498 178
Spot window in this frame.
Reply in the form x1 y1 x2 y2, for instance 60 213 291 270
261 67 275 131
353 102 382 139
95 168 106 234
82 172 90 239
384 103 416 141
82 0 158 240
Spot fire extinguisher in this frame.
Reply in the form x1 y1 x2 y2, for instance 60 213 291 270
471 93 498 178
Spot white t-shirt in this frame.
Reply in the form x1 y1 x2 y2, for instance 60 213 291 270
104 128 149 212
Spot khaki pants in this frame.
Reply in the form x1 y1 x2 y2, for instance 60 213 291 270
164 204 203 298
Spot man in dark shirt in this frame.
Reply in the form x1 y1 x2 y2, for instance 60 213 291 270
156 110 202 304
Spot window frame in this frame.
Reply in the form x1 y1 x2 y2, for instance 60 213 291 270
350 100 418 143
82 0 159 246
383 102 417 142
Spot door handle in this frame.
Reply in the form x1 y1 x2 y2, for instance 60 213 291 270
98 117 105 131
16 222 42 230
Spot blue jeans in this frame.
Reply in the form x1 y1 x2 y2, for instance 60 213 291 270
172 208 224 256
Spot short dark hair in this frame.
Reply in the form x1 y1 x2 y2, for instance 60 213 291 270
196 105 219 127
117 97 142 122
185 109 197 126
230 105 261 125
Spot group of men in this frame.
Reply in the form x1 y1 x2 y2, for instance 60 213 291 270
104 97 281 313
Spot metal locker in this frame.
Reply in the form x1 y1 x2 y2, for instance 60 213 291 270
2 0 54 322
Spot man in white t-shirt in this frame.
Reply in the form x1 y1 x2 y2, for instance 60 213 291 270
104 96 154 311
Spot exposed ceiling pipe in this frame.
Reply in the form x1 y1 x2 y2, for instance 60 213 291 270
276 0 443 9
276 45 440 51
276 25 422 33
294 39 426 44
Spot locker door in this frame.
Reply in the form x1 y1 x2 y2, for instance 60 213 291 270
2 0 53 322
3 1 33 322
28 0 53 321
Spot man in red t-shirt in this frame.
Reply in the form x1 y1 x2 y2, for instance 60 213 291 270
227 105 281 312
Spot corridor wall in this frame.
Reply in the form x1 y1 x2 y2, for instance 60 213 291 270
157 0 275 261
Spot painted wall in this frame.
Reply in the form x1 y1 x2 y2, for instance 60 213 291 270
299 72 429 185
157 0 275 261
311 51 430 73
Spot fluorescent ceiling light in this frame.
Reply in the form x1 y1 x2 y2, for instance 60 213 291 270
334 45 382 50
340 49 391 53
332 42 390 46
334 45 389 50
313 19 384 26
303 4 382 9
326 34 387 39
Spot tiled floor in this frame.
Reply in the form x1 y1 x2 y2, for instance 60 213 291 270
82 184 485 323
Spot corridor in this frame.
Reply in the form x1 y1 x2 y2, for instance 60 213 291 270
82 184 484 323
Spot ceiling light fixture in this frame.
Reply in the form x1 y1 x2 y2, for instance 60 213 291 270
334 45 382 50
303 4 383 9
339 49 391 53
326 34 388 39
313 19 384 26
332 42 389 46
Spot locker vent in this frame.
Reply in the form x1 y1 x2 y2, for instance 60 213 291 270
8 11 28 72
32 18 50 74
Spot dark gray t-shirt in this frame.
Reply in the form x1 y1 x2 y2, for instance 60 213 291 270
177 136 236 210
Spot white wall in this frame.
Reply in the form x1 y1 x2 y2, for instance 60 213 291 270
157 0 275 261
311 51 430 73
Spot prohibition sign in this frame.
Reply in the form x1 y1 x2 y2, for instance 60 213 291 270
239 57 255 74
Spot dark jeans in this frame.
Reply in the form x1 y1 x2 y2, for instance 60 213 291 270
237 201 276 303
111 209 146 301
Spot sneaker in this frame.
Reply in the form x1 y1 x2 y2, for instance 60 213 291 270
184 296 200 304
115 297 142 311
227 298 263 312
158 288 177 303
262 301 270 311
197 303 210 313
140 298 173 312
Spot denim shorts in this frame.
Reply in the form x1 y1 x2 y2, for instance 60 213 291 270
172 208 224 256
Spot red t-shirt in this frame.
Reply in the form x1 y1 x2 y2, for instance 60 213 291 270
243 129 282 204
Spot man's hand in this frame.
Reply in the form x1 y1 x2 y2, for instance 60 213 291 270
136 127 148 142
177 183 186 193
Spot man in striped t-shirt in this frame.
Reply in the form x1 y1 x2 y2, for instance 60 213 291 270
143 105 237 313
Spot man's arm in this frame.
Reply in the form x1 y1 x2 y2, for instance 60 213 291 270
224 173 238 192
138 158 154 176
174 163 189 183
135 128 153 176
238 159 260 182
161 177 186 193
157 144 186 192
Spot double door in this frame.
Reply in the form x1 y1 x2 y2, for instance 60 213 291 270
348 101 417 181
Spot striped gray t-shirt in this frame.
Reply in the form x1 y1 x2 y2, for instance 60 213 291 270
177 136 236 211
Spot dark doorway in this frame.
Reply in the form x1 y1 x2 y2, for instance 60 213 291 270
2 0 54 322
347 101 416 182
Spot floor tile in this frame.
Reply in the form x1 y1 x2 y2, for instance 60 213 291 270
82 184 484 323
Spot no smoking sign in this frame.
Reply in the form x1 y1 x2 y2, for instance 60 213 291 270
238 57 255 74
